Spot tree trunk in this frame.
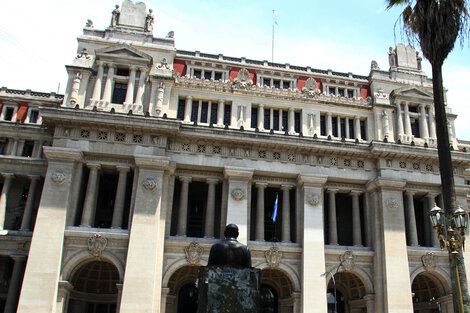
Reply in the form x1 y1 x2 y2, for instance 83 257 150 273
432 63 470 312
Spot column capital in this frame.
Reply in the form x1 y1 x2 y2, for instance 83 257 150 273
288 107 294 112
96 61 105 66
86 163 101 170
280 184 294 190
107 63 117 69
206 177 219 184
129 65 137 71
218 99 224 104
223 166 254 180
138 67 149 73
350 190 363 195
297 174 327 187
255 182 268 189
2 173 15 179
10 254 26 262
186 96 193 100
327 112 332 116
326 188 339 194
258 103 264 108
116 165 131 172
426 192 439 198
179 176 192 183
27 174 41 181
404 190 417 196
58 280 74 292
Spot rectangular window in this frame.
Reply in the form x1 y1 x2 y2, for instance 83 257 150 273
410 118 420 138
348 119 354 139
111 83 127 104
329 88 335 96
0 138 7 155
200 102 208 123
116 68 129 76
223 104 231 125
4 108 14 121
29 110 39 123
214 72 222 81
409 106 418 113
347 90 354 98
22 140 34 157
264 109 270 130
263 78 271 87
360 120 367 140
283 81 290 89
273 80 280 89
251 107 257 128
193 69 202 79
190 102 198 122
210 104 217 124
282 111 288 131
332 118 338 137
294 112 301 133
177 99 185 120
338 89 345 97
273 110 279 131
340 118 346 138
204 71 211 80
320 115 326 136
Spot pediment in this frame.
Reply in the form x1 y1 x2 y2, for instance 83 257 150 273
390 87 433 99
95 45 152 62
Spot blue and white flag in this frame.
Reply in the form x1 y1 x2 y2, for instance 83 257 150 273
271 193 278 222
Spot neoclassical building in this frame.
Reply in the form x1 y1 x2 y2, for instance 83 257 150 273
1 1 470 313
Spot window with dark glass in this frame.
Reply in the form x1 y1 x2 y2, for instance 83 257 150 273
338 88 345 97
282 81 290 89
410 118 420 138
116 68 129 76
332 118 338 137
340 118 346 138
4 108 14 121
263 78 271 87
193 69 201 79
22 140 34 157
347 90 354 98
409 106 419 113
177 99 185 120
210 104 217 124
214 72 222 81
294 112 300 133
29 110 39 123
282 111 288 131
273 80 280 89
251 107 258 128
264 109 270 130
204 71 211 80
200 102 208 123
111 83 127 104
320 115 326 136
360 120 367 140
190 102 198 122
223 104 231 125
329 88 335 96
272 110 279 131
348 119 354 139
0 138 7 155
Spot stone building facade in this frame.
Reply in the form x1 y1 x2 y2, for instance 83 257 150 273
1 1 470 312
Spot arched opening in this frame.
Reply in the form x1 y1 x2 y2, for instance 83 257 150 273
67 260 119 313
412 272 450 313
327 271 367 313
260 268 295 313
166 265 200 313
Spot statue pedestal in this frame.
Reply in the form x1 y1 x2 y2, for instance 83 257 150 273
197 266 260 313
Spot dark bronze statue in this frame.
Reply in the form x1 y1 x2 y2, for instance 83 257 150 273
207 224 251 268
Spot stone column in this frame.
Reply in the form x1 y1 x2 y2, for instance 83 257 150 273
119 155 169 313
17 147 82 313
4 255 26 313
155 83 164 116
326 113 332 137
345 117 350 139
428 106 437 139
363 294 375 313
79 163 101 227
419 104 429 139
116 283 123 313
124 66 137 105
102 64 116 103
160 287 170 313
176 176 191 236
184 96 192 122
134 68 147 106
405 191 419 246
20 175 41 231
281 184 293 242
297 174 327 312
224 166 254 244
354 117 361 140
68 72 81 105
204 178 218 238
9 139 18 156
111 166 130 229
66 162 84 226
426 193 439 247
255 182 267 241
327 189 338 245
217 100 224 126
77 71 90 107
288 108 295 134
16 139 25 156
0 173 14 230
403 103 412 136
257 104 264 130
92 61 105 100
396 102 404 139
351 190 362 246
363 192 372 248
56 281 73 313
149 81 158 115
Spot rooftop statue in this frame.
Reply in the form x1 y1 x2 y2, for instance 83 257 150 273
145 9 154 32
111 5 120 27
207 224 252 268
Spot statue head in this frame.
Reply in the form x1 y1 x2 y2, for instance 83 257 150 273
224 224 239 239
115 4 119 9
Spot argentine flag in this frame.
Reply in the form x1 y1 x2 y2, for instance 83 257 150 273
271 193 278 222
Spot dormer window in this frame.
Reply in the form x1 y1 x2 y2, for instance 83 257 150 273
258 75 295 89
188 66 228 81
325 85 359 98
4 108 14 121
26 108 40 124
1 104 18 122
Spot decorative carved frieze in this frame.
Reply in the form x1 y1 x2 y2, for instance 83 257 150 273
231 188 246 201
142 178 158 192
265 246 282 268
88 233 107 258
302 77 321 98
386 197 399 211
184 242 203 264
233 68 253 89
51 170 66 184
306 194 320 207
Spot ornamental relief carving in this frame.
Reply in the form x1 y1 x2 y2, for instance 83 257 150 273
422 252 435 271
231 188 246 201
51 170 66 184
386 197 399 211
265 247 282 268
302 77 321 98
233 68 253 89
340 251 355 271
142 178 158 192
185 242 203 265
88 233 107 258
306 194 320 207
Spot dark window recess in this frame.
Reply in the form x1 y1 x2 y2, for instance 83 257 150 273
410 118 420 138
177 284 198 313
332 118 338 137
340 118 346 138
94 173 118 228
29 110 39 123
204 71 211 80
360 120 367 140
210 104 217 124
193 70 201 79
273 80 280 89
190 102 198 122
251 108 258 128
116 68 129 76
338 89 345 97
223 104 231 125
187 181 207 238
177 99 185 120
273 110 279 131
329 88 335 96
348 119 354 139
22 140 34 157
260 285 278 313
0 138 7 155
200 102 208 123
409 106 419 113
347 90 354 98
263 79 271 87
282 111 288 131
214 72 222 81
4 108 14 121
111 83 127 104
283 81 290 89
264 109 270 130
335 193 354 246
320 115 326 136
294 112 301 133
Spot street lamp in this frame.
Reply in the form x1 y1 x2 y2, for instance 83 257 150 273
429 203 469 313
321 253 353 313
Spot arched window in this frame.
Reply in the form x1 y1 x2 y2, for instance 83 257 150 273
177 283 198 313
260 284 278 313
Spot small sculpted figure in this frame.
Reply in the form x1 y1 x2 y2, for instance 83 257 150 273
207 224 251 268
111 5 120 27
145 9 154 32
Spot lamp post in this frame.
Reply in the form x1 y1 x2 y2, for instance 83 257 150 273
429 204 469 313
321 253 354 313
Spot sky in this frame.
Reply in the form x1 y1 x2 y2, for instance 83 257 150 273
0 0 469 138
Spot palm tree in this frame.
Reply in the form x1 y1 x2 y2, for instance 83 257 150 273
387 0 470 311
